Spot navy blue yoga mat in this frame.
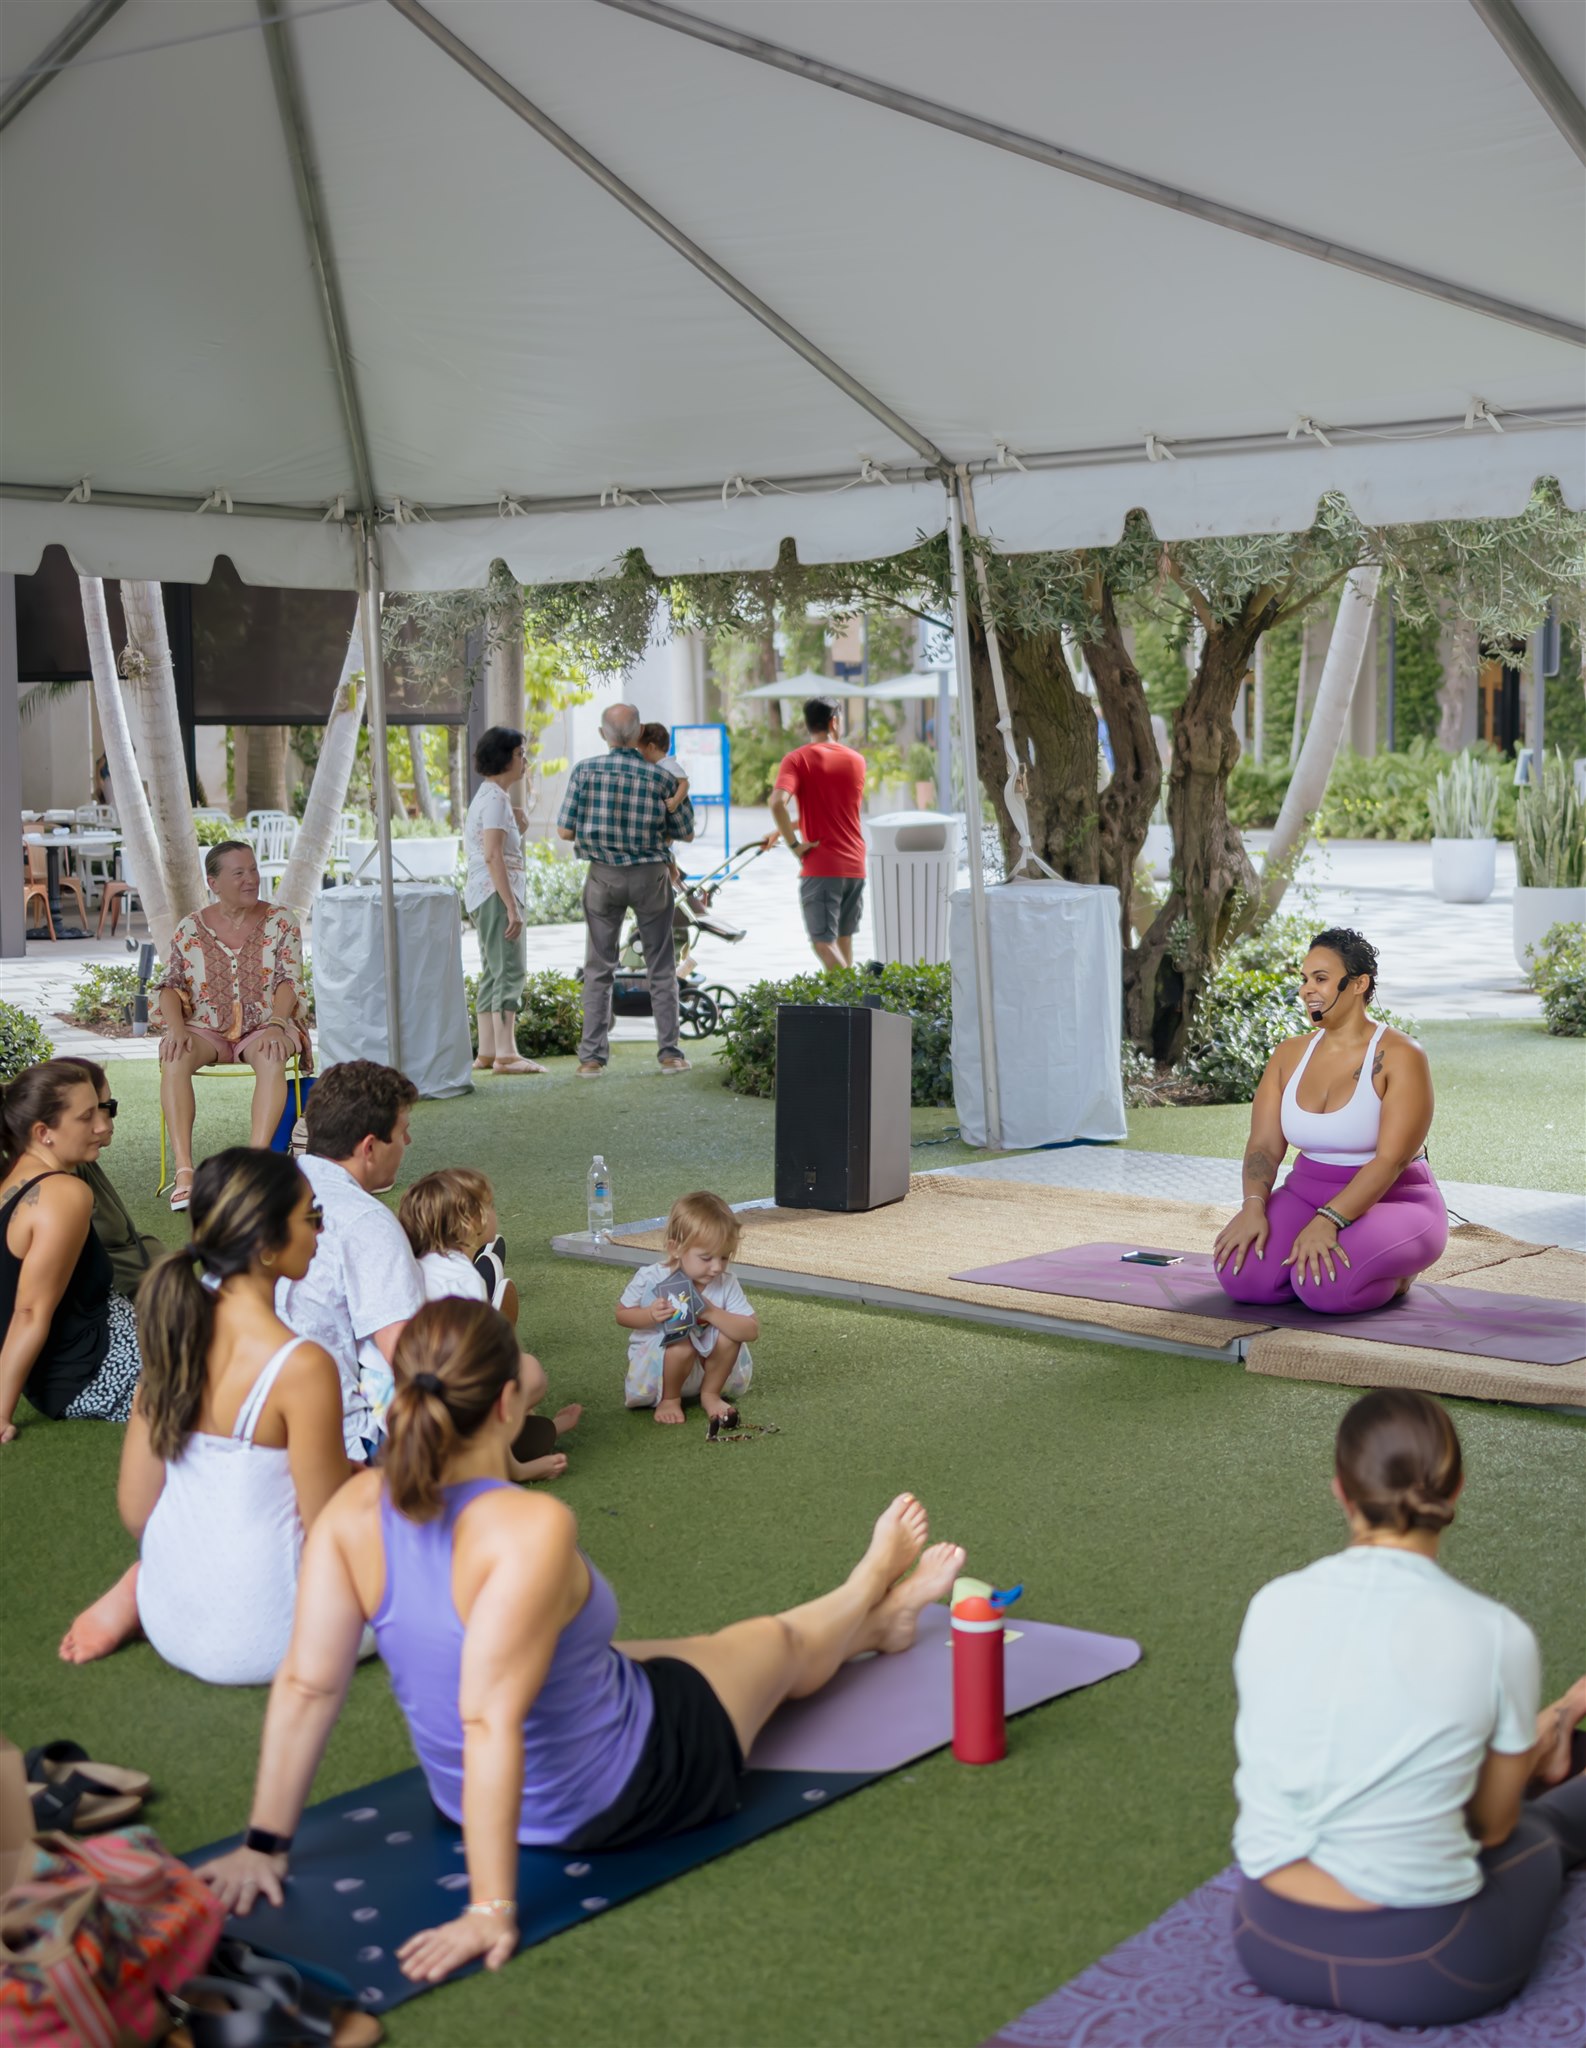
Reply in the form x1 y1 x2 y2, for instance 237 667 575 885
186 1610 1140 2015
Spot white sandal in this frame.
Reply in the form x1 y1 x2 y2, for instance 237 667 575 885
168 1169 195 1214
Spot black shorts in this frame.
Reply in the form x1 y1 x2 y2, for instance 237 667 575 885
562 1656 744 1853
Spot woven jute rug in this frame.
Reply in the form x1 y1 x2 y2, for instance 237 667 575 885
1244 1243 1586 1408
612 1176 1538 1363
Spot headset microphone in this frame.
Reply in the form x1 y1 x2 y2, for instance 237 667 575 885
1306 975 1351 1018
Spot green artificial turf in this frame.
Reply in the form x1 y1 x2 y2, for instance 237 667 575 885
5 1034 1583 2047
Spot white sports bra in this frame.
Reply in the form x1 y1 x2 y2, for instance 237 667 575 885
1280 1022 1388 1167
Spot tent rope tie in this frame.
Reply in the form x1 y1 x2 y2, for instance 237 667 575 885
858 458 891 486
384 498 425 524
497 494 528 517
322 496 347 523
63 478 92 504
1288 416 1333 448
196 488 233 515
993 441 1028 472
600 485 640 507
1464 398 1505 434
721 474 762 502
1144 434 1177 463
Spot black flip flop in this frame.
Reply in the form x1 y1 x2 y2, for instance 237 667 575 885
25 1738 151 1799
28 1773 142 1834
206 1942 383 2048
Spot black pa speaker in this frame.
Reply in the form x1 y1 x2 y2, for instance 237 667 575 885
774 1004 911 1212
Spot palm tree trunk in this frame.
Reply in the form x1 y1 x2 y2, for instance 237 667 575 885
246 725 290 812
276 616 367 917
118 581 206 925
1262 568 1381 911
1289 615 1315 766
80 579 177 956
408 725 438 821
448 726 468 828
487 583 524 730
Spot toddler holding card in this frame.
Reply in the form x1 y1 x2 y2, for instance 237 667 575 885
617 1190 757 1425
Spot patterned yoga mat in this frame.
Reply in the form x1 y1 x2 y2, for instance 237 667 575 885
981 1865 1586 2046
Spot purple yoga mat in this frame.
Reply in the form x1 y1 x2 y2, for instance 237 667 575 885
952 1243 1586 1367
980 1865 1586 2047
750 1606 1141 1775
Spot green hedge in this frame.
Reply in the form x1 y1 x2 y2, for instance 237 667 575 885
0 1003 53 1084
719 963 953 1106
1226 743 1520 841
463 968 584 1059
1532 921 1586 1038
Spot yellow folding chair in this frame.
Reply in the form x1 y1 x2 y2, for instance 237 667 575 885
158 1053 305 1195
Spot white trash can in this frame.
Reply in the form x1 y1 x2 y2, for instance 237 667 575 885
312 884 474 1098
865 811 961 965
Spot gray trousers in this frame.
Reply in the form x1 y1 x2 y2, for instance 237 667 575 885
579 860 680 1064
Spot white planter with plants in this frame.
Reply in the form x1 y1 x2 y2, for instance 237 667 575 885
1513 752 1586 979
1428 753 1498 904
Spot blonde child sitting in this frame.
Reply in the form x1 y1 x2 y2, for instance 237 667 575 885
617 1190 757 1426
400 1167 579 1478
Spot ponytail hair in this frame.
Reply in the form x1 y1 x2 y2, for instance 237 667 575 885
1335 1389 1462 1537
0 1061 98 1172
137 1147 307 1459
384 1299 520 1522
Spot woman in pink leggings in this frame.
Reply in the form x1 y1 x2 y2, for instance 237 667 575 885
1214 928 1446 1315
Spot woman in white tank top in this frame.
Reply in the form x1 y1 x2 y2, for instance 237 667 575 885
58 1149 356 1682
1212 928 1446 1315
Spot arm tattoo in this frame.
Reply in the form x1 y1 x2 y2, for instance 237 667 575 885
1243 1145 1277 1194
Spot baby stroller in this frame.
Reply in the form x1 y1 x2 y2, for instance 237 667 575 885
612 841 771 1038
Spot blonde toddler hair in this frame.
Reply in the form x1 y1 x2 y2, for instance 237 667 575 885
665 1190 742 1262
400 1167 495 1259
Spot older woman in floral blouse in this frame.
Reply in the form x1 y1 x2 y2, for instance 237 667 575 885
154 841 309 1212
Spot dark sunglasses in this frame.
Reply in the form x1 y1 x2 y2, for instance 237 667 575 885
306 1204 325 1231
99 1099 119 1119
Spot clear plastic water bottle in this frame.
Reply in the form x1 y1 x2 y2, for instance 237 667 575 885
587 1155 615 1242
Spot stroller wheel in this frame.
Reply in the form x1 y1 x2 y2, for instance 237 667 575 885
678 988 719 1041
701 985 739 1025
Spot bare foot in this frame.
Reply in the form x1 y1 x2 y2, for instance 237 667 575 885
553 1403 583 1438
1535 1675 1586 1786
60 1563 142 1665
516 1452 568 1483
654 1397 685 1426
875 1542 967 1655
855 1493 929 1595
702 1392 738 1423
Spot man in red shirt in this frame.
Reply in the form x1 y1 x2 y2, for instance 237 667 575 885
769 697 868 971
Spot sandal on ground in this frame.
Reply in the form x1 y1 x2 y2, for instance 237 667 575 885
471 1054 494 1072
491 1056 545 1075
174 1959 383 2048
209 1942 384 2048
29 1775 142 1834
168 1168 195 1213
25 1739 152 1800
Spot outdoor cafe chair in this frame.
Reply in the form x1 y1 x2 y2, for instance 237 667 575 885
24 837 89 931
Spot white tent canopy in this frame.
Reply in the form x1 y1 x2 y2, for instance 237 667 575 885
2 0 1582 594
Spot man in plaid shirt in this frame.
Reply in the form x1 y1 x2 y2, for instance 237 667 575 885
559 702 696 1074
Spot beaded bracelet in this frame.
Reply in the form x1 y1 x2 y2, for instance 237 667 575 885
1316 1203 1350 1231
465 1899 517 1920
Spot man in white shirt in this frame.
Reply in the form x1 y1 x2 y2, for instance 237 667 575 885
276 1060 424 1458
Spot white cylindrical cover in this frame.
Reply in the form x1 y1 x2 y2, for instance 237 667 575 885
312 885 474 1099
866 811 962 966
949 880 1127 1148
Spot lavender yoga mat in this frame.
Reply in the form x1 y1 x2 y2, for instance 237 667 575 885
752 1605 1141 1773
981 1865 1586 2047
952 1244 1586 1367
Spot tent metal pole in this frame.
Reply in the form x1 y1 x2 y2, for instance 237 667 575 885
256 0 381 524
359 526 404 1075
945 477 1001 1151
1468 0 1586 168
0 0 126 137
595 0 1583 351
381 0 947 463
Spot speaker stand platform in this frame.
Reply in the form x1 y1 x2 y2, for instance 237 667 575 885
549 1199 1248 1367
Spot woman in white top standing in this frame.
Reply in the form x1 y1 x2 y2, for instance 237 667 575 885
1212 927 1446 1313
464 726 543 1077
1232 1389 1586 2026
59 1149 356 1681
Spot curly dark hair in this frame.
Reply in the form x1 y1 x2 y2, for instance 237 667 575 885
1309 927 1378 1006
473 726 525 777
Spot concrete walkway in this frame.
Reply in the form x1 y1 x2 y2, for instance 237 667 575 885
0 825 1545 1068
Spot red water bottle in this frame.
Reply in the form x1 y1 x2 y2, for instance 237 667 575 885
951 1595 1006 1764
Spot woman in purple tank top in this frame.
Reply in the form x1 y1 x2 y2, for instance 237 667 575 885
199 1297 964 1989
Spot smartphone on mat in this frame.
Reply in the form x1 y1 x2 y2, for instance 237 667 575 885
1121 1251 1183 1266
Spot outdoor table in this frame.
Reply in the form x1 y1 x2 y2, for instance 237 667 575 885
24 829 120 939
